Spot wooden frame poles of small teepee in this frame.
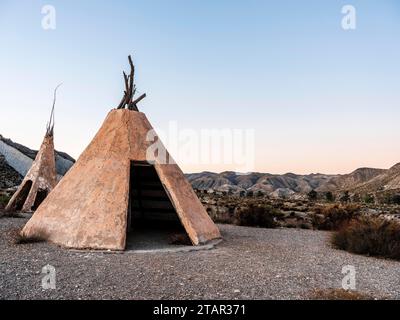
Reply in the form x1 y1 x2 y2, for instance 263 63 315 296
116 55 146 111
46 84 62 137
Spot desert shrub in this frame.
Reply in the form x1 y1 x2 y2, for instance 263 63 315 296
0 211 24 219
234 204 277 228
351 193 361 203
212 216 232 224
391 194 400 205
208 206 235 224
310 288 374 300
299 222 312 230
384 194 400 205
339 191 351 203
332 216 400 260
308 190 318 201
363 194 375 204
312 204 360 231
325 192 335 202
256 191 264 197
6 228 45 245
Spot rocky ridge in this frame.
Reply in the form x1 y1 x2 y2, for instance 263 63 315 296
186 165 399 198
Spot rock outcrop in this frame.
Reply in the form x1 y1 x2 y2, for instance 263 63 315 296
0 154 22 189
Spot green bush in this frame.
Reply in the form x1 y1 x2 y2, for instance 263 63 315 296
234 204 277 228
332 216 400 260
363 194 375 204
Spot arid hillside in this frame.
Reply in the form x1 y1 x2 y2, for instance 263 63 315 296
186 165 398 198
350 163 400 193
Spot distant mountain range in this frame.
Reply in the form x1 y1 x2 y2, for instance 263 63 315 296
0 134 75 188
1 133 399 198
186 164 400 198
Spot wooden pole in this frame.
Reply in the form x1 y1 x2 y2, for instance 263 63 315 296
116 56 146 110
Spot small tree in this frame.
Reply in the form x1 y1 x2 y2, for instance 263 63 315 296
325 191 335 202
256 190 264 198
247 190 254 197
308 190 318 201
239 190 246 197
340 191 351 203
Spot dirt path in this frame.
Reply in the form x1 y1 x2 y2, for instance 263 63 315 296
0 217 399 299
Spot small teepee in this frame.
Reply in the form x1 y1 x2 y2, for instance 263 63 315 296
21 56 221 250
6 87 60 213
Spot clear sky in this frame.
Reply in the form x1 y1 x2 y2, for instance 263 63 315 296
0 0 399 174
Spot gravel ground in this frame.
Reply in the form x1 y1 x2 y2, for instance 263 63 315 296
0 216 399 300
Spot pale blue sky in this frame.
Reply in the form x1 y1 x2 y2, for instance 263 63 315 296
0 0 399 174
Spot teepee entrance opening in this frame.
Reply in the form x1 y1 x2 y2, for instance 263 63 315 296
32 189 48 211
126 161 189 249
14 180 33 211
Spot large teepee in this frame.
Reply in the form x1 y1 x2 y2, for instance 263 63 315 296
6 88 60 213
21 56 221 250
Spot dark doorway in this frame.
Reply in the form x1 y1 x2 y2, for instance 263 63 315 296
14 180 33 211
32 189 48 211
126 161 189 249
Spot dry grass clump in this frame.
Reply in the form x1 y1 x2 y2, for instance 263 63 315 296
234 204 277 228
168 233 192 246
312 204 360 230
310 288 375 300
0 211 25 219
331 216 400 260
6 228 45 245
